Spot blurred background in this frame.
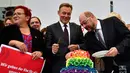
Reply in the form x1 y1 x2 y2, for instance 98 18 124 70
0 0 129 29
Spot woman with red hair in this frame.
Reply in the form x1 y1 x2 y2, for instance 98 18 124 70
0 5 46 60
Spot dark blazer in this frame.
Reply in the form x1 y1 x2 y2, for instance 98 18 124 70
0 25 46 58
80 17 130 73
45 22 84 73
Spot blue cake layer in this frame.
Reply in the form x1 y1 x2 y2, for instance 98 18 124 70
60 66 97 73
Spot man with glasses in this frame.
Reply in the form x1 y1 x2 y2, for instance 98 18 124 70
78 11 130 73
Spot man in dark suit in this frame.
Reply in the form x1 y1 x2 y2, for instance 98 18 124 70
45 3 84 73
78 11 130 73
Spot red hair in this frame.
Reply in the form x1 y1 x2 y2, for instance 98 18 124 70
14 5 32 24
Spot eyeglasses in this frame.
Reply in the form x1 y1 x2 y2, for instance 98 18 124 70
81 17 90 25
13 12 25 16
30 21 40 25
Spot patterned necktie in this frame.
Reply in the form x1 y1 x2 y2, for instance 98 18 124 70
63 24 69 45
96 29 106 47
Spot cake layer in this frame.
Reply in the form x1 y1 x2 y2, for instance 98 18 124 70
60 66 97 73
66 57 94 68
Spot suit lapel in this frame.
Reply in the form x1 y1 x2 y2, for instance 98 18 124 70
56 22 64 37
69 23 73 44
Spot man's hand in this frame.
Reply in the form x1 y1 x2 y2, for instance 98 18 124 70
68 44 79 51
105 47 119 57
52 43 59 54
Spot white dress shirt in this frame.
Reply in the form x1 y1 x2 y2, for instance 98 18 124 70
96 20 105 44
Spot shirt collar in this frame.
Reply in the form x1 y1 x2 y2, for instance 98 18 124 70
96 20 101 30
59 21 69 27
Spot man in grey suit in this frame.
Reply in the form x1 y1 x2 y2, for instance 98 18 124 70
78 11 130 73
45 3 84 73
